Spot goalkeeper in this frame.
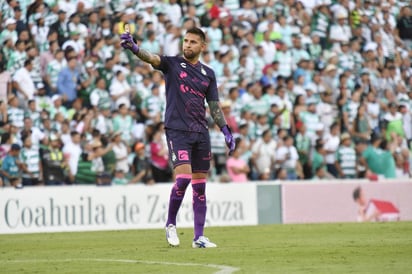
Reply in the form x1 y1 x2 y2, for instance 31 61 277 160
120 27 235 248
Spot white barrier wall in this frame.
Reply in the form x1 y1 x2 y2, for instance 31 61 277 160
0 184 258 234
1 180 411 234
282 180 412 223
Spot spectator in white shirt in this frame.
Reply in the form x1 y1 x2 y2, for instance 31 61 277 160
384 102 403 122
236 0 258 25
163 25 181 56
399 104 412 141
259 30 277 65
251 129 277 180
20 117 46 151
329 11 352 51
110 70 133 109
0 61 12 102
140 2 159 31
165 0 182 27
323 122 340 178
275 135 300 180
365 91 380 132
12 59 35 103
62 131 82 183
111 131 130 174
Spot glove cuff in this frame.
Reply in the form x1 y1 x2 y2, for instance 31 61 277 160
221 125 231 135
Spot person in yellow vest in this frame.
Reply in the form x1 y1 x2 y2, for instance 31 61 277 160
40 133 67 185
115 10 137 35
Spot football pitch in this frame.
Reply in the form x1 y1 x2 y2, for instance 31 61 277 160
1 222 411 274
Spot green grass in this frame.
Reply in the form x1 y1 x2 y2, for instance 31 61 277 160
1 222 412 274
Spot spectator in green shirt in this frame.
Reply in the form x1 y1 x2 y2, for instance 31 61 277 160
359 136 381 176
112 169 128 185
358 134 395 178
295 121 312 179
379 139 396 179
1 143 22 187
313 165 328 180
312 141 326 178
335 133 357 179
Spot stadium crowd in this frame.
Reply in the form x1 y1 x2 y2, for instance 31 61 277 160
0 0 412 187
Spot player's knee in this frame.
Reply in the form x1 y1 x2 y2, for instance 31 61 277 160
192 172 208 179
175 164 192 174
174 179 190 196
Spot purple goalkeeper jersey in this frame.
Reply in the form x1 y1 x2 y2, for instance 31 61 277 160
154 56 219 133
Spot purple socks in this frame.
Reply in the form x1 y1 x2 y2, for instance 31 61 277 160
166 174 191 226
166 175 207 241
192 179 206 241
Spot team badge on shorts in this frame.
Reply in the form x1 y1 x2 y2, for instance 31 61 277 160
178 150 189 161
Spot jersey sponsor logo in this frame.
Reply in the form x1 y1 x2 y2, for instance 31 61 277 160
178 150 189 161
180 62 186 68
179 84 205 98
201 66 207 76
179 71 188 79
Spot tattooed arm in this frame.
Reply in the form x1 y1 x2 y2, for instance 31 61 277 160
120 30 161 67
208 101 227 128
135 48 161 67
210 101 236 154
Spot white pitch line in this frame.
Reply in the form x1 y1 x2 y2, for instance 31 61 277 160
1 258 240 274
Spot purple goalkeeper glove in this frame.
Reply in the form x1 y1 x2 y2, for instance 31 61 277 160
221 125 235 155
120 33 139 54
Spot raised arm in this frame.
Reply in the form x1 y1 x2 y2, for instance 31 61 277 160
120 33 161 67
135 48 161 67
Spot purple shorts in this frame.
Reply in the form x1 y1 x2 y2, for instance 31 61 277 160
165 129 211 173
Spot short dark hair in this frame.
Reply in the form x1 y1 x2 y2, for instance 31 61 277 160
1 132 11 144
330 122 339 131
21 132 31 143
234 137 242 150
92 129 101 137
96 77 105 84
315 165 324 173
186 27 206 43
15 39 24 47
24 59 32 67
70 131 80 137
228 87 238 95
262 129 271 138
353 186 361 201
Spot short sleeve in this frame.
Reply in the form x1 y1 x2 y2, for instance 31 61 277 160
361 147 370 160
90 91 99 106
205 69 219 102
226 158 235 169
36 129 45 141
152 55 171 74
2 157 9 170
12 69 22 82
